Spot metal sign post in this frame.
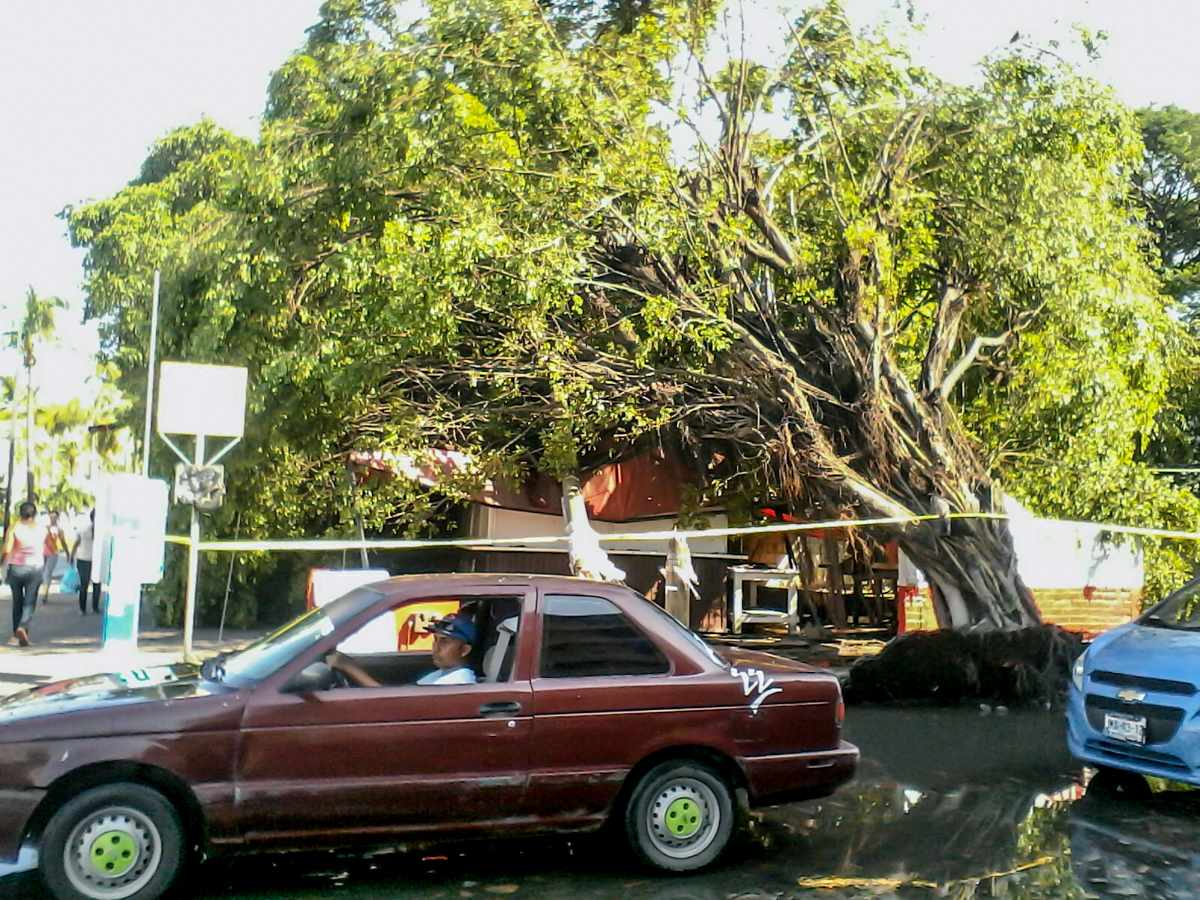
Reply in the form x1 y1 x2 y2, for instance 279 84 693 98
156 362 247 663
182 434 204 661
141 269 161 478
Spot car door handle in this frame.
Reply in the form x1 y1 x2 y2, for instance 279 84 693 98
478 701 521 717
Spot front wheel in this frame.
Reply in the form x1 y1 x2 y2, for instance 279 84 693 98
40 782 184 900
625 760 735 872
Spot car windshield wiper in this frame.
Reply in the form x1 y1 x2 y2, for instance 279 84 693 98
1142 614 1182 630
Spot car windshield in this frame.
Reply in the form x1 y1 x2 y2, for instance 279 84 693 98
1142 578 1200 630
637 593 729 668
218 587 385 683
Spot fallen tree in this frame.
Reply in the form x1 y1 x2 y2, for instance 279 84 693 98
70 0 1190 628
843 627 1085 706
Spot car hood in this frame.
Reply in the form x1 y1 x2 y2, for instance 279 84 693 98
1090 624 1200 686
0 662 233 723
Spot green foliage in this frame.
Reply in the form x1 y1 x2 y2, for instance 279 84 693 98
1138 105 1200 305
67 0 1200 623
1132 105 1200 598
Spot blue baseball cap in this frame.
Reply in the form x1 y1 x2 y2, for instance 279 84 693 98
427 613 476 645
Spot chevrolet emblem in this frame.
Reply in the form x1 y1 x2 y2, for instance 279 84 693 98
1116 689 1146 702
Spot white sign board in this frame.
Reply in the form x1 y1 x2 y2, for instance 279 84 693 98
309 568 390 609
157 362 248 437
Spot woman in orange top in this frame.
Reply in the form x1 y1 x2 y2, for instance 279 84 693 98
1 502 45 645
40 509 69 601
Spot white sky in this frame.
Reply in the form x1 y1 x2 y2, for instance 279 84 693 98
0 0 326 401
1 0 1198 402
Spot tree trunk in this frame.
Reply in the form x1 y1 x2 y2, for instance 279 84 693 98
895 516 1039 629
695 298 1041 631
2 438 13 537
24 365 34 503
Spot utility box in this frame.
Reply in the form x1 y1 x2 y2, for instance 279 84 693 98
94 474 170 651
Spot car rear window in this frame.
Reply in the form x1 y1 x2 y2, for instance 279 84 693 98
541 594 670 678
638 594 729 669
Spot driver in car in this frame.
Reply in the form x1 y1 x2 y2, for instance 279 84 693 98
326 613 478 687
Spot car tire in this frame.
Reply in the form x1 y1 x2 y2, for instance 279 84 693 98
625 760 735 873
39 782 184 900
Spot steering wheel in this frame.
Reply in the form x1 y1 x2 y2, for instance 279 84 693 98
330 666 354 689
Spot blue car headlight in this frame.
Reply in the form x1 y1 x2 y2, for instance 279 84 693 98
1072 647 1089 692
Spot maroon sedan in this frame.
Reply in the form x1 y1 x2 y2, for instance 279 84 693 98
0 574 857 900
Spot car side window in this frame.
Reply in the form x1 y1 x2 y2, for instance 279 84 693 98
337 608 405 655
325 596 524 688
540 594 669 678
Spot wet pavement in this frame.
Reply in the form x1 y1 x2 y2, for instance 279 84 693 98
10 705 1200 900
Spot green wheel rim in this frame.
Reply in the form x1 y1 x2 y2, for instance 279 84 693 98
88 831 138 877
665 797 703 837
646 777 721 860
63 804 163 900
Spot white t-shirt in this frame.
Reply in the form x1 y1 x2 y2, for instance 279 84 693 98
416 666 477 686
75 519 95 562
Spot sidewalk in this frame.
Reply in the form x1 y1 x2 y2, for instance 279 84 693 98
0 586 263 697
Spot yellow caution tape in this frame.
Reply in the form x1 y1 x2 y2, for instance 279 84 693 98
161 510 1199 553
164 513 951 551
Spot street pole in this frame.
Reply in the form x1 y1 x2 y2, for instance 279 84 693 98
24 371 33 502
182 433 205 664
142 270 160 478
218 509 241 643
3 361 17 536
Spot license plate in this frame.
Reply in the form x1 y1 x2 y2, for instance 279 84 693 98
1103 712 1147 744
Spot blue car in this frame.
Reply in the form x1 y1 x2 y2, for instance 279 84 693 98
1068 577 1200 785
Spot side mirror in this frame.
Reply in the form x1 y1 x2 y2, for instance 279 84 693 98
286 661 334 694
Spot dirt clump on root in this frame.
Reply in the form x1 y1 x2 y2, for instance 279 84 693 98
843 625 1084 706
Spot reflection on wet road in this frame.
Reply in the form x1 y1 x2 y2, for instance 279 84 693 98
9 708 1200 899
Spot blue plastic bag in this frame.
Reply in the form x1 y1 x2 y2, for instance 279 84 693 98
60 563 80 594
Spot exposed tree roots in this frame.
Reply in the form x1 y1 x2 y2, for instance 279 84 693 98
843 626 1084 706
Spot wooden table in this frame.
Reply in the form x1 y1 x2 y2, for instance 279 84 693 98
728 566 800 635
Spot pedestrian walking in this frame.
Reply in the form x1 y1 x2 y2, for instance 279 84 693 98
69 509 101 615
40 510 70 601
1 502 45 646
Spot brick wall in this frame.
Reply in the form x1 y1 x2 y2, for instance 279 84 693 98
898 585 1140 637
1031 587 1141 638
898 586 939 633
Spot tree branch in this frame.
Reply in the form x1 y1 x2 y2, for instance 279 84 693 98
919 277 968 394
937 299 1049 399
938 333 1008 400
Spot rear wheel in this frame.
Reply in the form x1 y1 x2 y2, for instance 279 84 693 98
40 783 184 900
625 760 735 872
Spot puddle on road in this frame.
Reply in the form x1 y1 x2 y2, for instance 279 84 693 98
7 708 1200 900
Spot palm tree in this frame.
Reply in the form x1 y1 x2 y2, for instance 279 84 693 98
20 288 66 500
37 400 88 495
0 374 14 528
57 438 81 481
